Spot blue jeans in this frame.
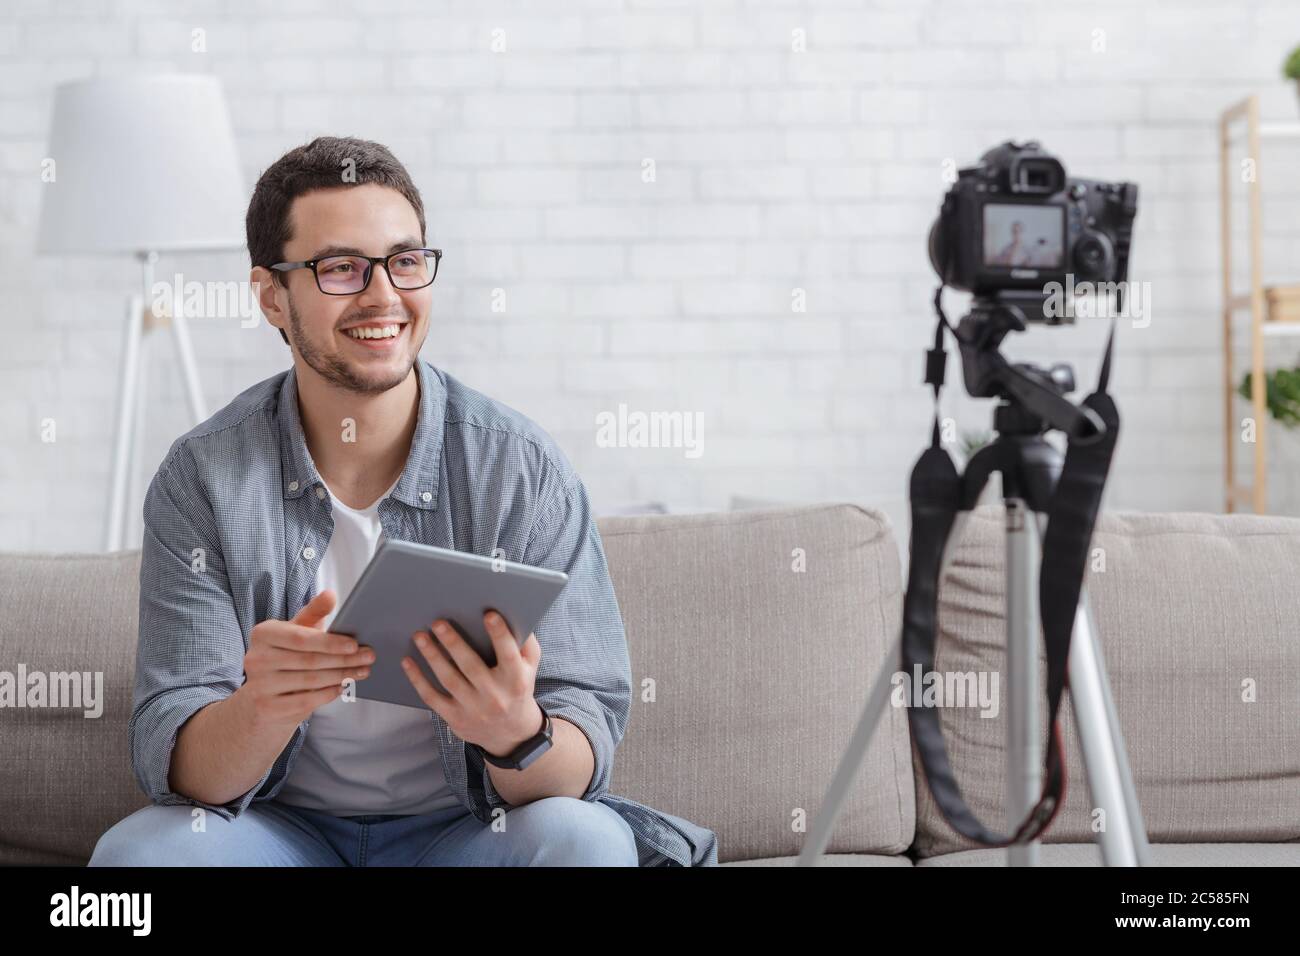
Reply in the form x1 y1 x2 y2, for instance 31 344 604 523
87 796 639 866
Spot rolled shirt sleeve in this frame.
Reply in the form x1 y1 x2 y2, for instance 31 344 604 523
478 472 633 812
129 458 268 821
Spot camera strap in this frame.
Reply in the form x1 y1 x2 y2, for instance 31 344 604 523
900 305 1119 846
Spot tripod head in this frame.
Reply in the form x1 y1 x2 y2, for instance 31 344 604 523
948 293 1111 512
954 292 1107 443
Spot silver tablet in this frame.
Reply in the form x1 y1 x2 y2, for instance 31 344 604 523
327 538 568 711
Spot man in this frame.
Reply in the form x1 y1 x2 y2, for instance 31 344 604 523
992 220 1028 267
89 136 717 867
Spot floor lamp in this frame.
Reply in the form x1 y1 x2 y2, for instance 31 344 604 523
36 75 246 552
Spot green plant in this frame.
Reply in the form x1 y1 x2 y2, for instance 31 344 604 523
1284 45 1300 80
1239 367 1300 428
959 428 993 459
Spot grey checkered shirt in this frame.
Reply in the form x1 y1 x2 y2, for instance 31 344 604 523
131 356 717 867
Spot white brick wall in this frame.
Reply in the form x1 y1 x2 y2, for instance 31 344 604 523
4 0 1300 551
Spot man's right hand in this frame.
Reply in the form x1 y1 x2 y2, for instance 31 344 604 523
234 589 374 729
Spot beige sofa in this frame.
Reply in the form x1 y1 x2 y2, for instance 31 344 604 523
1 503 1297 866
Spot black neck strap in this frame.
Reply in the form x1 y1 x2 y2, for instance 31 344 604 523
900 302 1120 846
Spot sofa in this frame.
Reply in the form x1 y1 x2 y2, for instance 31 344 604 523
1 502 1297 866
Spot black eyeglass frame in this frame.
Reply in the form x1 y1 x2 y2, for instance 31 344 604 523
269 247 442 295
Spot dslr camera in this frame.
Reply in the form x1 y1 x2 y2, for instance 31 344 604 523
928 140 1138 324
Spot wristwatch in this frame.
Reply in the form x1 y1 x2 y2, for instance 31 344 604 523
471 701 553 770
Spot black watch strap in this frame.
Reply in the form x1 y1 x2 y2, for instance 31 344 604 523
474 701 553 770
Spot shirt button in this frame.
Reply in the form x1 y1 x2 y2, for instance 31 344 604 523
316 487 326 499
288 480 299 492
421 491 432 502
302 546 316 561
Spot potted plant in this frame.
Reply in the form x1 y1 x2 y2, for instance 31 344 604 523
958 428 993 464
1239 366 1300 428
957 429 1002 506
1284 45 1300 112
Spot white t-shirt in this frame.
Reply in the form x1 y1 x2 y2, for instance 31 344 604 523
274 473 462 816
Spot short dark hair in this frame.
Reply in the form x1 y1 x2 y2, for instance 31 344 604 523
246 136 427 345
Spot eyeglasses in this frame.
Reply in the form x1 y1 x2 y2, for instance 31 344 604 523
270 248 442 295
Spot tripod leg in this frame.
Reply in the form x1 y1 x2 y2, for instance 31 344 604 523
1067 593 1140 865
1029 513 1147 866
1006 500 1041 866
126 322 153 550
1069 591 1153 866
105 293 144 552
169 286 208 425
796 631 901 866
798 512 973 866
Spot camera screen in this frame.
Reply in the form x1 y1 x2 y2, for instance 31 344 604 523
982 204 1063 269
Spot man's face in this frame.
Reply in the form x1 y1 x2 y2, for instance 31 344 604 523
264 182 432 395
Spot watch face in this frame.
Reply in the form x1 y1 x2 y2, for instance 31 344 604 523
482 708 551 768
514 733 553 770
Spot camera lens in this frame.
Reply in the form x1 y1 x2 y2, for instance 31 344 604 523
1072 232 1113 278
927 218 949 284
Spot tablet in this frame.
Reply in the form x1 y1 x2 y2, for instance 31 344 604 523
326 538 568 711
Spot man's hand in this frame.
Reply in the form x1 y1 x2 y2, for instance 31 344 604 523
233 589 375 731
401 610 543 757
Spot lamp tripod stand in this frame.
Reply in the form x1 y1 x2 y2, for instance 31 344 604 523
104 251 208 552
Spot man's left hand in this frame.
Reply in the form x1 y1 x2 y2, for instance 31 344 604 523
401 610 544 758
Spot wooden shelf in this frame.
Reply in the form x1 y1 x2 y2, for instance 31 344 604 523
1225 120 1300 138
1219 94 1300 515
1259 121 1300 137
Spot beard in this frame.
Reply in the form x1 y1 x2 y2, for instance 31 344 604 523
286 292 417 395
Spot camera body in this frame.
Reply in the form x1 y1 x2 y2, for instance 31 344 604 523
928 140 1138 323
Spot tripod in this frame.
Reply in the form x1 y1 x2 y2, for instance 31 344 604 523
798 299 1152 867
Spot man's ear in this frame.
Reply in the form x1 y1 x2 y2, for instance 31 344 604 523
252 266 287 339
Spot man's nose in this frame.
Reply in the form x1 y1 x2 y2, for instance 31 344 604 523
356 260 403 308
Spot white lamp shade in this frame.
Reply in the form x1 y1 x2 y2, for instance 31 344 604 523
37 74 246 255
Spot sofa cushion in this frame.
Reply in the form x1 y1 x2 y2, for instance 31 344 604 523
598 503 912 864
0 550 149 865
913 506 1300 858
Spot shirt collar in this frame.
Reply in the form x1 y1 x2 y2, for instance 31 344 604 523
276 357 445 511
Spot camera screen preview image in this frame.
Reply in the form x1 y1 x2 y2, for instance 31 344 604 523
982 204 1064 270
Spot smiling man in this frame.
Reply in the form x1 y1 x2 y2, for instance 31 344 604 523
87 136 717 867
